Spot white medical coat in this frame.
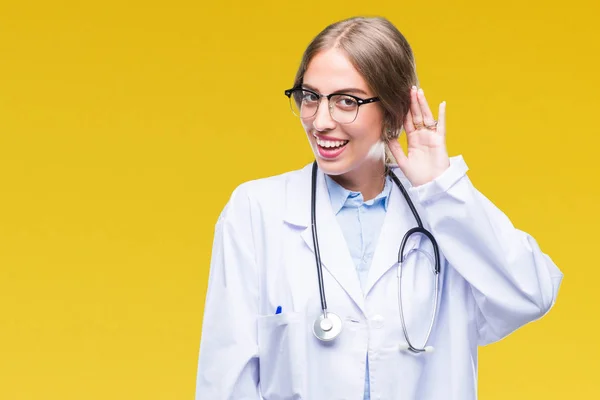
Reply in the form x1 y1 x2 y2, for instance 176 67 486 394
195 156 563 400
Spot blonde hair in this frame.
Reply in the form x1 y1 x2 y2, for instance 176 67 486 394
293 16 419 164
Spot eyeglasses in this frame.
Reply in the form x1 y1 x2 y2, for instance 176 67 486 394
284 87 380 124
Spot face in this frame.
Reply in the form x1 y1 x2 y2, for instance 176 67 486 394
300 48 385 177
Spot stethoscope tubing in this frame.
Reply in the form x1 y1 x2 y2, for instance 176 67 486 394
311 161 329 317
310 161 440 351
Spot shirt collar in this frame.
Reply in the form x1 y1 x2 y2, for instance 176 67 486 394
325 173 392 215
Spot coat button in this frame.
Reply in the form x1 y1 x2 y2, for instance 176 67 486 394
371 314 384 329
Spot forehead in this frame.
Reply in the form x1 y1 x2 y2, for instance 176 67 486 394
303 48 371 95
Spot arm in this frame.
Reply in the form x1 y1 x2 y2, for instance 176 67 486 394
410 156 563 345
389 88 563 345
195 185 261 399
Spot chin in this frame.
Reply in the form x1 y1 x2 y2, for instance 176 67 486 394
312 151 360 176
315 159 350 176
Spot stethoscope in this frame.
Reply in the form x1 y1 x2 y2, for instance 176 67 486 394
310 161 441 354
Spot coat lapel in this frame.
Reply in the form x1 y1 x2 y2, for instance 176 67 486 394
363 168 422 296
283 163 365 314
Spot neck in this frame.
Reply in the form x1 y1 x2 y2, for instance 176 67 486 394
329 159 387 201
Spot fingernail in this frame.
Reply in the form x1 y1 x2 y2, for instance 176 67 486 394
411 85 417 91
418 88 424 95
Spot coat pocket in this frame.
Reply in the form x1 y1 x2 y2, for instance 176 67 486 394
257 312 307 399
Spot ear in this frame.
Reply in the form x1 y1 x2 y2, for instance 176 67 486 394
383 142 398 166
381 114 403 140
387 126 402 140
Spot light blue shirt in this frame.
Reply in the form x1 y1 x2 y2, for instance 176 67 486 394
325 174 392 400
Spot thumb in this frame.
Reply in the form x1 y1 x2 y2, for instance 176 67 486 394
387 139 407 168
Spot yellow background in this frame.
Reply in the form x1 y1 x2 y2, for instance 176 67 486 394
0 0 598 398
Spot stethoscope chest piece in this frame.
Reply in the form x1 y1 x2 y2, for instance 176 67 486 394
312 312 342 341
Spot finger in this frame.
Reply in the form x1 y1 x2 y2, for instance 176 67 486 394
409 86 424 129
417 88 436 127
387 139 408 168
437 101 446 136
404 108 415 133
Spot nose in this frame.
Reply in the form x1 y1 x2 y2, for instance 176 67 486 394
312 98 336 131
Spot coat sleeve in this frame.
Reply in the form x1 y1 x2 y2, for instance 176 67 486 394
408 156 564 345
195 184 261 399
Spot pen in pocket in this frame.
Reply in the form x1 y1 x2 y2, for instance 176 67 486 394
275 305 282 314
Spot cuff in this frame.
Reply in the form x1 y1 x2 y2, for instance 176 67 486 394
409 155 469 203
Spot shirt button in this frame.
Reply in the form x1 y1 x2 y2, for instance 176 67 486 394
371 314 384 329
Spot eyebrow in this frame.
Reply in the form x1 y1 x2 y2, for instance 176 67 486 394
302 84 369 97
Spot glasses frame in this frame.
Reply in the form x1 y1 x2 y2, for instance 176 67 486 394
284 86 381 124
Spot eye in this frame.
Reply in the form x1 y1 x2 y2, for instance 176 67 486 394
302 91 319 103
335 95 358 110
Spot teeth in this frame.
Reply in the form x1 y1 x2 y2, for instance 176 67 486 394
314 135 349 148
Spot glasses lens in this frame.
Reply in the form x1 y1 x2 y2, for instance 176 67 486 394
330 95 359 123
289 90 319 119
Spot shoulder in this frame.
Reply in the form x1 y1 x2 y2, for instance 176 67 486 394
233 163 311 205
218 163 312 223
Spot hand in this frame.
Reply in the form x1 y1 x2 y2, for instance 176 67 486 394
388 86 450 187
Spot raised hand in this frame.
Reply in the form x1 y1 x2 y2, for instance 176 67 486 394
387 86 450 187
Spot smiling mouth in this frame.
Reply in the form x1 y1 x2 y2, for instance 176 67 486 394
313 134 349 149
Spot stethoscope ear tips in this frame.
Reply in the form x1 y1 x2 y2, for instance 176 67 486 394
398 343 435 353
398 343 410 351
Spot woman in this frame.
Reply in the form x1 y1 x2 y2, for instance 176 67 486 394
195 16 563 400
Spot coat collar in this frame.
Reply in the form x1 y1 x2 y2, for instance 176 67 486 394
282 162 313 228
283 162 403 227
